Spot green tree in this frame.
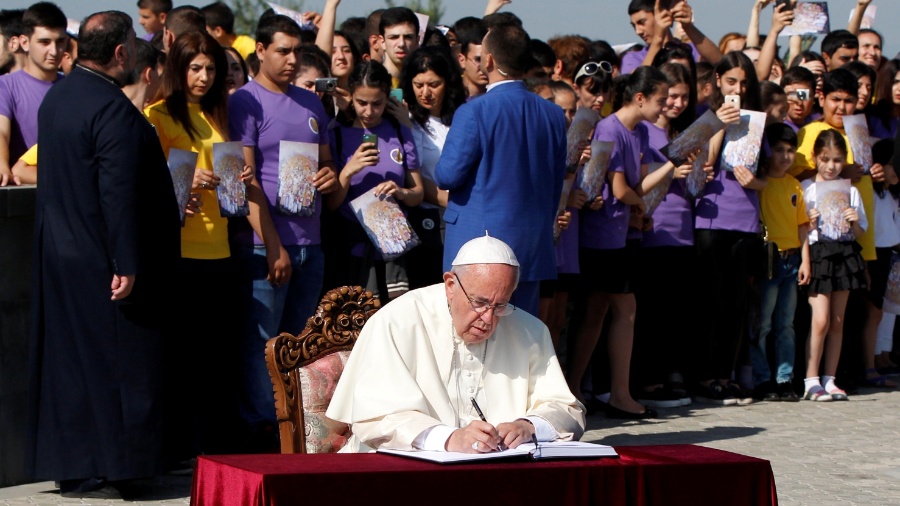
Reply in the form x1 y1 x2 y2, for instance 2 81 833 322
383 0 445 25
229 0 306 36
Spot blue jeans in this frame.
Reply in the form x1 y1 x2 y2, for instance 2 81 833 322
751 251 799 386
237 244 325 425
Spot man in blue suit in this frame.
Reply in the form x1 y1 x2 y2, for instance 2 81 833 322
435 22 567 317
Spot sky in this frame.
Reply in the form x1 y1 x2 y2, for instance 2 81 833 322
25 0 900 57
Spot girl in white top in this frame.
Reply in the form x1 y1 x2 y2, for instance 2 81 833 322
399 46 468 288
801 129 869 401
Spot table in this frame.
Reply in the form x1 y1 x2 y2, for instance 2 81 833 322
191 444 778 506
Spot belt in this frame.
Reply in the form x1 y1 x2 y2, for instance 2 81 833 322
778 248 799 258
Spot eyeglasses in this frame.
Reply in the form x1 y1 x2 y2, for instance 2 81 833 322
466 55 482 66
453 274 516 317
574 61 613 82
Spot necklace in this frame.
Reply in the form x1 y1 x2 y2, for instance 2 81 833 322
450 325 488 428
76 64 121 88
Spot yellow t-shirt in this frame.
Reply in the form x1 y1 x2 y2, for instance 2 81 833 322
232 34 257 60
788 120 876 261
759 174 808 251
146 100 230 260
18 143 37 165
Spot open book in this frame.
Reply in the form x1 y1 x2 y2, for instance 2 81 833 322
378 441 617 464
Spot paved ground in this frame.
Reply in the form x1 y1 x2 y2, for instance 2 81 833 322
2 387 898 505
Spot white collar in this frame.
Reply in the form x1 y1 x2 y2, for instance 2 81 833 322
486 79 517 92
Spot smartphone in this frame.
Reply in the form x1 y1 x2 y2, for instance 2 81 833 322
390 88 404 102
362 133 378 149
314 77 338 93
725 94 741 110
774 0 793 12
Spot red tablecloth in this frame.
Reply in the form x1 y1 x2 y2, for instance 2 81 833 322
191 444 777 506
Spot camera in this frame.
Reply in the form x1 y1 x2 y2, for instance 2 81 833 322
315 77 338 93
796 89 809 101
775 0 793 12
362 133 378 148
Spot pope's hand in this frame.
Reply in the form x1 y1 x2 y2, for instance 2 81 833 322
446 420 502 453
497 419 535 449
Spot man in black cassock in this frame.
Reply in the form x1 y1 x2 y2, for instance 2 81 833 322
26 10 180 499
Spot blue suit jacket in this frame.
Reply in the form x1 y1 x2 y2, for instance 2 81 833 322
435 81 567 282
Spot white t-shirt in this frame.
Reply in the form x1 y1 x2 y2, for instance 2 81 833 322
874 189 900 248
801 178 868 245
411 116 450 210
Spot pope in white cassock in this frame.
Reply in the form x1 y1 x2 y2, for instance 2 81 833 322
326 233 586 453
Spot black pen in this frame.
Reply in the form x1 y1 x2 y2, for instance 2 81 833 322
470 397 505 451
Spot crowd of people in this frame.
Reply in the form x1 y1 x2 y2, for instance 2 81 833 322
5 0 900 498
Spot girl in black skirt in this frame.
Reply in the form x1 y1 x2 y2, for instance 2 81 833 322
801 130 868 402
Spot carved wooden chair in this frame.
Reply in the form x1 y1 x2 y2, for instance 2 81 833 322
265 286 381 453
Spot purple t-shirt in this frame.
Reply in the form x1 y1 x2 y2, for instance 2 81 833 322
868 113 897 141
556 169 581 274
620 42 701 75
330 119 420 257
694 156 761 234
228 80 330 246
580 114 648 250
0 70 59 163
642 121 694 248
330 119 419 217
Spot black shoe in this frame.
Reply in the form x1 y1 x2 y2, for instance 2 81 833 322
753 381 779 402
59 478 123 499
603 402 657 419
636 387 684 408
777 381 799 402
726 382 754 405
692 382 737 406
166 458 196 476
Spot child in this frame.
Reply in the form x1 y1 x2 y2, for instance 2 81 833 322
566 66 678 419
634 62 703 408
789 69 874 259
692 51 762 406
780 66 818 133
136 0 171 41
861 138 899 387
538 81 597 350
751 124 811 402
801 129 868 401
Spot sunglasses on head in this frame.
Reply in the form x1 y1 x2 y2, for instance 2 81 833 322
574 61 613 82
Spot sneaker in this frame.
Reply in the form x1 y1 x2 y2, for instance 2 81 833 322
777 382 799 402
826 387 849 401
753 381 780 402
667 373 688 398
693 382 737 406
803 385 833 402
726 382 754 405
636 387 684 408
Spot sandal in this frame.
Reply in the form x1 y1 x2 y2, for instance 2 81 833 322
862 368 898 388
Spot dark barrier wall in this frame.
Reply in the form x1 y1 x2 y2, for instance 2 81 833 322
0 186 34 487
